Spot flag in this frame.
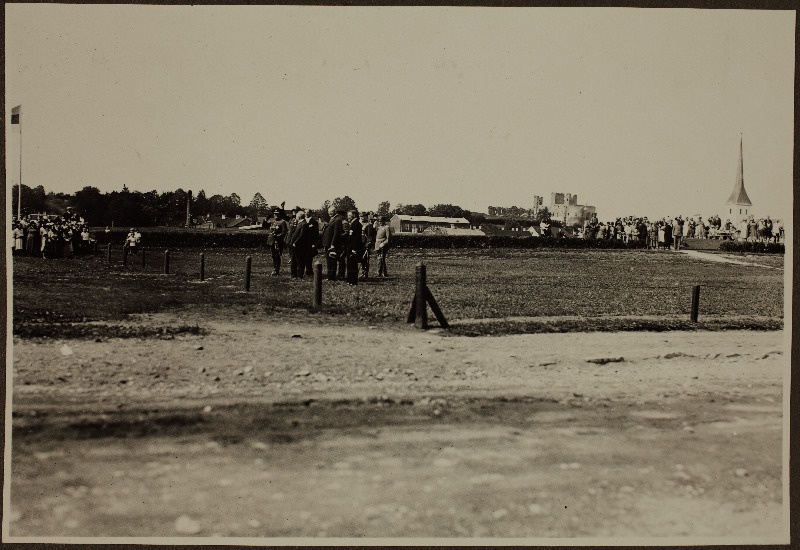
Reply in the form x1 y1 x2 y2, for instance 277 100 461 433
11 105 20 124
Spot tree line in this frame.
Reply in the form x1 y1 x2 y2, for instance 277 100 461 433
11 184 550 228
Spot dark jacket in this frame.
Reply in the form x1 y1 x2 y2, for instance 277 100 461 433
288 219 308 248
347 219 363 256
267 218 288 248
306 217 320 249
362 222 376 249
321 214 344 251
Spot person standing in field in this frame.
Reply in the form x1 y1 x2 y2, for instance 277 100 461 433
375 216 391 278
12 222 24 255
696 217 707 239
288 210 309 279
320 206 344 281
345 210 363 286
360 213 376 280
304 212 320 277
672 216 683 250
26 220 40 256
267 209 289 276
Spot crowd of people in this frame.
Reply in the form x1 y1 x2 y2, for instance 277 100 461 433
579 214 784 249
266 204 391 285
11 204 784 264
10 208 93 258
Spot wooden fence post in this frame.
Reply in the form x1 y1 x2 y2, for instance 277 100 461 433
690 285 700 322
245 256 252 291
407 262 448 330
141 248 146 269
164 250 170 274
415 262 428 329
107 243 112 265
200 253 205 281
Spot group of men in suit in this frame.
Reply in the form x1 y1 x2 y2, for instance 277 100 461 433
320 206 368 285
267 204 390 285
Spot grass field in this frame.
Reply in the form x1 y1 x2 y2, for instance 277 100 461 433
12 248 784 337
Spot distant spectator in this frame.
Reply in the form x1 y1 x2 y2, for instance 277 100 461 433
672 216 683 251
375 216 391 278
124 228 139 255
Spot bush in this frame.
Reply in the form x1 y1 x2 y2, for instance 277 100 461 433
718 241 784 254
390 234 646 250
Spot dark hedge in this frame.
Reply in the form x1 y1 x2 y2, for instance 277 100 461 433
92 228 271 248
92 228 650 250
718 241 785 254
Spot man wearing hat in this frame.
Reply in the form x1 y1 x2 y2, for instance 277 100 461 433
267 208 289 275
360 212 376 280
345 209 363 285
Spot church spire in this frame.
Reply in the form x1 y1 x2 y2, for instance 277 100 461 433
726 135 752 207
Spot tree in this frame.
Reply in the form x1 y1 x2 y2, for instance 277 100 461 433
248 192 269 220
44 192 72 215
209 194 226 214
193 190 211 215
376 201 391 217
12 184 47 216
394 203 427 216
427 204 470 219
466 212 486 226
331 196 357 214
73 186 105 226
535 207 551 223
316 200 331 220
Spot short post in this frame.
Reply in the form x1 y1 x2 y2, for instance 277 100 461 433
107 243 112 265
312 262 323 310
415 262 428 329
164 249 170 274
244 256 252 291
200 252 205 281
141 248 146 269
690 285 700 322
93 241 98 256
122 246 128 267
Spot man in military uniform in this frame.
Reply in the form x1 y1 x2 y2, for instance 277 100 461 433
267 208 289 275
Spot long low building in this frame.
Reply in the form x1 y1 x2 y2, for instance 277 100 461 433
390 214 471 234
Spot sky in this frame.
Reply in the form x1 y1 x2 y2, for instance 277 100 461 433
4 5 795 220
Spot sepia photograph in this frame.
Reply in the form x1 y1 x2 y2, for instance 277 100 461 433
3 3 793 544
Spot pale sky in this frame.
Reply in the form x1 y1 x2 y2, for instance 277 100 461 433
4 5 795 220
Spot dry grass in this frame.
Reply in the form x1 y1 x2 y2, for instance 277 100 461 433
12 248 783 337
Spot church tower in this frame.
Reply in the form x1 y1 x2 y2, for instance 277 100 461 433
725 135 752 218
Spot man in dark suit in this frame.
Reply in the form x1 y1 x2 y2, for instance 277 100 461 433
304 213 320 277
320 207 344 281
345 209 363 285
288 210 309 279
359 213 376 280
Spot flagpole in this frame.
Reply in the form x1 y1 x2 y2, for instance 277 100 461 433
18 117 22 219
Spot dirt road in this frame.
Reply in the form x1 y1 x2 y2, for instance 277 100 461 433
8 317 787 542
